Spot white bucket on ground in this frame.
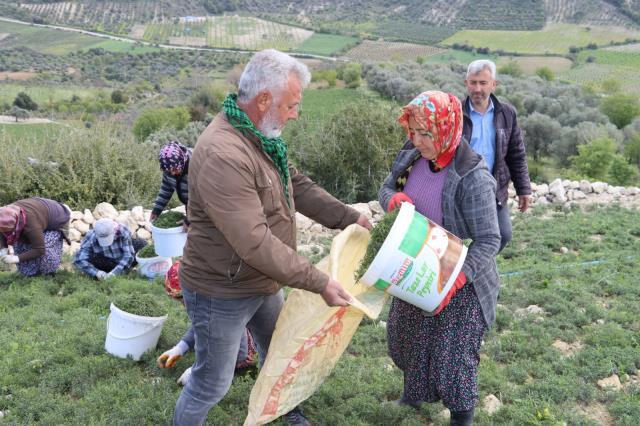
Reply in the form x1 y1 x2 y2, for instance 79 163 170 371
150 224 187 257
361 202 467 313
105 303 168 361
135 254 172 279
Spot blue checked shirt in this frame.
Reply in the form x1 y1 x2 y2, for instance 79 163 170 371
469 99 496 173
74 225 135 277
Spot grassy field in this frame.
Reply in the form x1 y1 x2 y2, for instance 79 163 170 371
0 205 639 424
443 23 640 55
141 16 314 52
0 83 108 107
495 56 573 74
295 33 358 56
0 122 64 140
344 40 445 63
0 21 153 55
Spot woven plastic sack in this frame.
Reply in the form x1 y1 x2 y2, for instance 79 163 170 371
244 224 388 425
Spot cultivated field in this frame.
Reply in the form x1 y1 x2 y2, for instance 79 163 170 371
443 23 640 55
495 56 573 74
543 0 638 27
294 33 358 56
140 16 313 52
558 63 640 94
0 83 108 106
0 21 152 55
344 40 446 63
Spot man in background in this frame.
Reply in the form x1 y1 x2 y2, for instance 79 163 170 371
463 59 532 251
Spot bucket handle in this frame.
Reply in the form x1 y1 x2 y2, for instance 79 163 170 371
106 313 165 341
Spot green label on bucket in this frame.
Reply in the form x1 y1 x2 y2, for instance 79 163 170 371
374 279 391 292
398 212 429 257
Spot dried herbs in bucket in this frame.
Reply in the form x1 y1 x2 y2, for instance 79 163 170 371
136 244 156 259
354 209 399 281
113 293 166 317
153 211 186 229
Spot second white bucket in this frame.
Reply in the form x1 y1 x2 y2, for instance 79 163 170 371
150 224 187 257
105 303 168 361
361 202 467 313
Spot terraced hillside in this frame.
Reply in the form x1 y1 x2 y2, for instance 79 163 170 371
544 0 640 27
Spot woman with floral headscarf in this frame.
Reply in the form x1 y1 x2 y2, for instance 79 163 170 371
378 91 501 426
149 141 193 226
0 197 71 276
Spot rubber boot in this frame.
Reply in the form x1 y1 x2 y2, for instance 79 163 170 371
450 408 474 426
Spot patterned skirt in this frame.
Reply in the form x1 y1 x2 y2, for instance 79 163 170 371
14 230 63 277
387 283 486 412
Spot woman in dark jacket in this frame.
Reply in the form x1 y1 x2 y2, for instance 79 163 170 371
379 91 501 426
0 197 70 276
149 141 192 225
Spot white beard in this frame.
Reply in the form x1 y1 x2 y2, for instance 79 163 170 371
259 106 283 138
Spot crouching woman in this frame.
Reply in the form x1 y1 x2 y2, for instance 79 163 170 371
0 197 71 276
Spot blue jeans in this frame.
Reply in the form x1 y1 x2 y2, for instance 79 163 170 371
497 204 512 253
173 286 284 426
181 324 249 363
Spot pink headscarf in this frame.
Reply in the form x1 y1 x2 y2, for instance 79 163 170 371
0 205 27 246
397 91 463 169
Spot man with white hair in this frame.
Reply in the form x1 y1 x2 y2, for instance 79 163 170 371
463 59 531 252
173 49 371 426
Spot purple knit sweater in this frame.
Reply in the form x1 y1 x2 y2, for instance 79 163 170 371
402 157 448 226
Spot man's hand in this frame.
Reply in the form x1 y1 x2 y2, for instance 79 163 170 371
355 214 372 231
518 194 531 212
387 192 413 212
320 278 353 307
1 254 19 264
96 270 108 280
149 212 158 222
177 219 190 233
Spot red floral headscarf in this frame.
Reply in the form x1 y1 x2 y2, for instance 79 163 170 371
397 91 463 169
0 205 26 246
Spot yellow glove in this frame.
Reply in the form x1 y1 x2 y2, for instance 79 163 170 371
156 341 188 368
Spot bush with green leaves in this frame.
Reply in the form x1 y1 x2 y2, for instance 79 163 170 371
132 106 191 142
285 101 404 203
13 91 38 111
601 94 640 129
0 123 160 209
144 120 210 150
569 137 639 185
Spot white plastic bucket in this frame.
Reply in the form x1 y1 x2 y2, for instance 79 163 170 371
105 303 168 361
150 224 187 257
135 254 172 279
361 202 467 313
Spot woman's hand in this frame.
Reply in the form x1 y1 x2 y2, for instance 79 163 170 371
1 254 19 264
387 192 413 212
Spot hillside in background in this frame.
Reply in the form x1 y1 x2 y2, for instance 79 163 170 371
1 0 639 43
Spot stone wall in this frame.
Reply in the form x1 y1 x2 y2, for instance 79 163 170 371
64 179 640 255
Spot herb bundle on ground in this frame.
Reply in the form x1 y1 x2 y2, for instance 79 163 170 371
153 211 185 228
113 293 166 317
355 209 398 281
136 244 156 258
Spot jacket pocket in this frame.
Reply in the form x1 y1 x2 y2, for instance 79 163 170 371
226 251 262 284
256 171 276 215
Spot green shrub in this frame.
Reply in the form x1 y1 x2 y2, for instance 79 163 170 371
535 66 554 81
113 293 166 317
153 211 185 229
286 102 404 203
0 123 160 209
601 94 640 129
133 106 190 142
569 137 638 185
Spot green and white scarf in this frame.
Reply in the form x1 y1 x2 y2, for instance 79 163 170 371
223 94 290 205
